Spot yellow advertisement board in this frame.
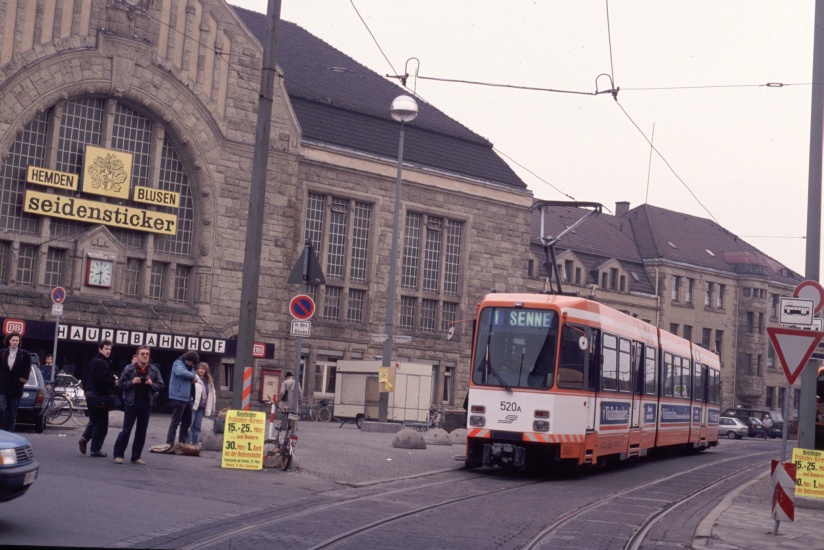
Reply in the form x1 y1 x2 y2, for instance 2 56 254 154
26 166 79 191
24 190 177 235
82 145 133 200
792 447 824 499
221 410 267 470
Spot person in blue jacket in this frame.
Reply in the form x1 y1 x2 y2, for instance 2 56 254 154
165 350 200 446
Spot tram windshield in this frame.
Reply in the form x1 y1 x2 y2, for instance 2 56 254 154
472 307 558 390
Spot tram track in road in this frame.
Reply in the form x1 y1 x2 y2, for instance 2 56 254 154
156 470 547 550
521 449 776 550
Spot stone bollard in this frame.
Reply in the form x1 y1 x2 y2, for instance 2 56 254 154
424 428 452 445
108 409 124 429
449 428 467 445
392 428 427 449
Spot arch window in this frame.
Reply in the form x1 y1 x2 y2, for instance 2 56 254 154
0 97 196 303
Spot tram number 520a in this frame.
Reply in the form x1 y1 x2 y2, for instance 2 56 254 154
500 401 522 412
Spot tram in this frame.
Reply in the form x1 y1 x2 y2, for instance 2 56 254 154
464 292 721 470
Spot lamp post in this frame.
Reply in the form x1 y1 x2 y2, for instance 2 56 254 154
379 94 418 422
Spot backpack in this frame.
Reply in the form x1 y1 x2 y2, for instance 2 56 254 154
280 381 289 402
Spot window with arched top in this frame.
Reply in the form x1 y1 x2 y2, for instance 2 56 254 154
0 97 196 303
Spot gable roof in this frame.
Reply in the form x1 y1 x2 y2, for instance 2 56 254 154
620 204 802 284
231 6 525 190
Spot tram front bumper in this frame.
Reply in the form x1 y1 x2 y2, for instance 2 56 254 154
482 442 526 469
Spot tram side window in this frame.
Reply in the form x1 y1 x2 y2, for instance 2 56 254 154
675 356 691 399
663 352 674 397
618 338 632 392
602 333 618 391
694 363 704 402
644 347 657 396
709 369 721 404
558 324 586 388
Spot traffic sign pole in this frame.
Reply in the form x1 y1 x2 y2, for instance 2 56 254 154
50 287 65 385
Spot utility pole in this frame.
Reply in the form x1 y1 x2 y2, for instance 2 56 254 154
799 0 824 450
233 0 282 408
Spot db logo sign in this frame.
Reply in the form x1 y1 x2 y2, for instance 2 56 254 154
2 319 26 336
252 342 265 358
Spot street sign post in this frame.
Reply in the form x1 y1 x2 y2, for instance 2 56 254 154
290 320 311 337
289 295 315 320
50 286 65 376
51 304 63 316
779 297 815 326
767 327 824 385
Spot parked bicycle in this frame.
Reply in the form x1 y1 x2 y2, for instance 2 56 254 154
69 395 89 427
262 406 298 471
298 399 333 422
44 391 73 426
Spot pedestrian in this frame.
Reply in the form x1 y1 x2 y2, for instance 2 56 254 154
0 332 32 432
40 354 56 392
762 414 773 439
166 350 200 446
79 339 116 457
277 371 300 412
112 346 164 465
190 362 216 445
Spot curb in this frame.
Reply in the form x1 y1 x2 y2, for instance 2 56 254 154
692 470 770 548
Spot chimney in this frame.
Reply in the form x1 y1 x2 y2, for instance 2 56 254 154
615 201 630 216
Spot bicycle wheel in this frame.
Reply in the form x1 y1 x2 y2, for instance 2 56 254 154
317 406 332 423
71 403 90 427
280 437 295 471
46 395 73 425
262 438 282 469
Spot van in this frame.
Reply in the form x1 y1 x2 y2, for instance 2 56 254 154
720 407 784 438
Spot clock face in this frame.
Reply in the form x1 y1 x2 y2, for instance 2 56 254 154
86 259 113 288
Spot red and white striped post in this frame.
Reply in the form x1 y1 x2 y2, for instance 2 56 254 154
241 367 253 411
771 459 797 534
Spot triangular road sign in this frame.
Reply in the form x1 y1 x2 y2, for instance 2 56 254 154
767 327 824 385
287 242 326 286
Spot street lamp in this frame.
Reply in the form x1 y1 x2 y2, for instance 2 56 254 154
379 94 418 422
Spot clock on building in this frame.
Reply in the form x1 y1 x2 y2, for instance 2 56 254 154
85 258 114 288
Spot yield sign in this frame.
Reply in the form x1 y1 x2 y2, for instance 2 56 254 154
767 327 824 385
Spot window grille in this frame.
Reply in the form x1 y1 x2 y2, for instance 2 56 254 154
154 137 194 257
400 296 416 329
323 286 341 320
304 193 324 252
149 262 167 300
423 217 442 292
124 258 142 298
326 198 347 279
16 244 37 286
441 302 458 332
172 264 190 304
402 212 422 289
0 109 49 235
347 288 364 323
44 248 65 287
421 299 437 331
350 202 371 282
0 241 8 283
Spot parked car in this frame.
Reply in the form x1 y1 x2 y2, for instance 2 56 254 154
0 430 38 502
54 373 86 408
720 407 783 438
718 416 748 439
746 417 767 438
16 365 48 433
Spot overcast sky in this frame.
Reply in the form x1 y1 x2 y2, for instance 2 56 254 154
231 1 819 278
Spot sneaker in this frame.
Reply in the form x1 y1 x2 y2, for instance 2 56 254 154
114 458 123 464
90 451 107 458
78 438 87 455
131 459 147 465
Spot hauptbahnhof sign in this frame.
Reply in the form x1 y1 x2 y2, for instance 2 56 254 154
22 145 181 235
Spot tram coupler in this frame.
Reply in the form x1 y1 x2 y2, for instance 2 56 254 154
483 442 526 469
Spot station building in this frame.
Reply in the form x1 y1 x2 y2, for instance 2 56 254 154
0 1 532 410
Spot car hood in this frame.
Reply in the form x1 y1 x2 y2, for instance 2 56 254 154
0 429 32 447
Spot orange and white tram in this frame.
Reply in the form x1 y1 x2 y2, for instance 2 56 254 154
464 293 721 470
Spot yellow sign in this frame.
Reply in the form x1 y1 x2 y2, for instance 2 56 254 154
133 185 180 208
378 367 395 392
24 190 177 235
26 166 79 191
82 145 133 200
792 447 824 499
221 410 267 470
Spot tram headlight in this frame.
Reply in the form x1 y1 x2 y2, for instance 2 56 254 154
469 415 486 427
533 420 549 432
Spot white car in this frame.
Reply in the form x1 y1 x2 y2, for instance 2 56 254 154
718 416 748 439
54 373 86 408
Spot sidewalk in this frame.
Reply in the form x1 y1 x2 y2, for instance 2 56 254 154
692 465 824 550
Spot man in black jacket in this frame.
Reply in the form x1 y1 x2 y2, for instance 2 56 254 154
0 332 32 431
79 340 115 457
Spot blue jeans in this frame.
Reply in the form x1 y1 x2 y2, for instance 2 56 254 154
113 399 151 461
0 393 21 432
191 407 207 444
166 399 193 445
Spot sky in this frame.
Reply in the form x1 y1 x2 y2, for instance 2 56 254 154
231 1 819 277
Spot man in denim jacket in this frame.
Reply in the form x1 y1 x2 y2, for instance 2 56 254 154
165 350 199 445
